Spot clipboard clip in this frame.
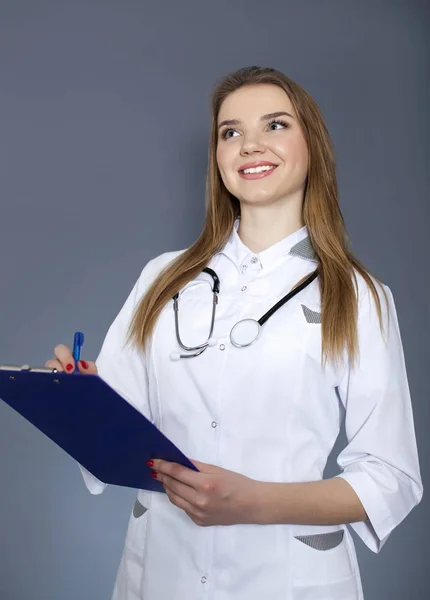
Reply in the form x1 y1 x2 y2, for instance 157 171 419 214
0 364 58 373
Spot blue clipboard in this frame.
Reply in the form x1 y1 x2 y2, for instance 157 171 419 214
0 368 198 492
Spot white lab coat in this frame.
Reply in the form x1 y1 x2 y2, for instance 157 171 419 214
79 220 423 599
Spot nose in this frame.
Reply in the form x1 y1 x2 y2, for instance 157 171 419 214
240 131 265 155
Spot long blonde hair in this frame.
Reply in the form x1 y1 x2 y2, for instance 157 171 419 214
128 65 388 369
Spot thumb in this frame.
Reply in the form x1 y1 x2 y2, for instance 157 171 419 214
77 360 98 375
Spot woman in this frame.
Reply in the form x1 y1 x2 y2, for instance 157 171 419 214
47 66 423 599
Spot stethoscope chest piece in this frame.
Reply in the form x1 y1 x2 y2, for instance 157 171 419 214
230 318 261 348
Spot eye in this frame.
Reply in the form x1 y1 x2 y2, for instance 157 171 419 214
266 118 289 131
220 128 239 140
220 118 290 140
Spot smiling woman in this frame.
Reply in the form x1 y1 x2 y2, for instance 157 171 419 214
216 90 308 208
46 65 423 600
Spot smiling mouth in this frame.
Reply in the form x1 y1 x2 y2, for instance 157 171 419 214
238 165 278 179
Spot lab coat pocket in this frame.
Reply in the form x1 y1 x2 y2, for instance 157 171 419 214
291 524 356 586
297 303 323 362
124 493 150 556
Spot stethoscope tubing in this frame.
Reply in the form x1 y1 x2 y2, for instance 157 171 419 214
171 266 318 359
258 268 318 326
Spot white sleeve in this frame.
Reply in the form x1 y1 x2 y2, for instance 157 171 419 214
334 282 423 553
78 259 157 495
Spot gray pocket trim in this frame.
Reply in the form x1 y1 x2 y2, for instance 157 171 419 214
301 304 322 324
133 498 148 518
294 530 344 551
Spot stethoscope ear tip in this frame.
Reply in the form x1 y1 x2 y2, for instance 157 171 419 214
207 337 218 347
170 353 181 361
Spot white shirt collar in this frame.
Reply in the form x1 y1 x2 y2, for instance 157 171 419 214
219 218 317 270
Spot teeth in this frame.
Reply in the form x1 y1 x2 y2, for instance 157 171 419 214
241 165 275 174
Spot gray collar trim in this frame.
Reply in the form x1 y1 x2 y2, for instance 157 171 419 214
289 236 318 262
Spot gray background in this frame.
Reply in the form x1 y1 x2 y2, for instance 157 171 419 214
0 0 428 598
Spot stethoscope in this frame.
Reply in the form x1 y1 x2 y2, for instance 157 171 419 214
170 266 319 360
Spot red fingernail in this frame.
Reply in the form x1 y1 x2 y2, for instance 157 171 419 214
146 460 154 467
66 364 74 372
80 360 88 369
151 471 158 479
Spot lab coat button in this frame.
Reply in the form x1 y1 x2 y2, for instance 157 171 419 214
241 286 247 291
211 421 218 428
201 576 207 583
219 344 225 351
250 256 258 263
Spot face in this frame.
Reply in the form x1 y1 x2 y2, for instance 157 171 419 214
216 84 309 207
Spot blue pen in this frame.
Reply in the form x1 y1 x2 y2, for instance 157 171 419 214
72 331 84 373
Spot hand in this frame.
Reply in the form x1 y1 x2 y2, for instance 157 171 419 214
150 458 260 527
45 344 98 375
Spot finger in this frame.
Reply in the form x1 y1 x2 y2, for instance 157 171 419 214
161 474 198 506
153 460 201 489
77 360 98 375
53 344 75 372
44 358 64 372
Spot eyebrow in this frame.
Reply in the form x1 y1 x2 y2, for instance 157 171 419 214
217 111 294 130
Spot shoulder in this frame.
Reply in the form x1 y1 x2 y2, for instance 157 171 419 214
351 268 392 307
350 268 395 340
134 248 187 295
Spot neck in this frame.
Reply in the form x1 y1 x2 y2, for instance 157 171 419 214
237 204 305 253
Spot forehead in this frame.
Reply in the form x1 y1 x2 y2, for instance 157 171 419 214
218 84 295 122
